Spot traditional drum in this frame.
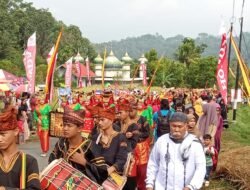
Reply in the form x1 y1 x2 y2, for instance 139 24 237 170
40 159 103 190
49 112 64 137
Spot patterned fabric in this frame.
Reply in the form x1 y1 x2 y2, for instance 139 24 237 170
0 107 17 131
98 106 115 121
117 98 131 111
63 107 85 126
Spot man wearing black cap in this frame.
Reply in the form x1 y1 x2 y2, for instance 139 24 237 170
146 112 206 190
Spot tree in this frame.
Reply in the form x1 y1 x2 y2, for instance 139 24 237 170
160 73 176 87
145 48 158 63
149 57 186 87
175 38 207 68
36 64 47 84
0 0 97 84
185 56 217 88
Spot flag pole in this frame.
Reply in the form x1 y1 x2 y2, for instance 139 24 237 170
232 0 245 120
146 56 163 94
130 64 140 89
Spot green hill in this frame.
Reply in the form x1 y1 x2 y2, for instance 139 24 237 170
94 33 250 64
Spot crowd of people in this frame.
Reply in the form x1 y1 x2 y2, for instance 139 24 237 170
0 87 230 190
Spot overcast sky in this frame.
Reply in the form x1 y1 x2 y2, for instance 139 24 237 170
25 0 250 43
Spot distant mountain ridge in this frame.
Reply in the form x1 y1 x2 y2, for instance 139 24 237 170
93 33 250 62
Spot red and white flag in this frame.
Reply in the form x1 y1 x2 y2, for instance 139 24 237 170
141 62 147 86
85 57 91 86
23 32 36 94
65 57 73 88
47 46 55 64
75 61 82 88
74 52 83 88
216 30 228 104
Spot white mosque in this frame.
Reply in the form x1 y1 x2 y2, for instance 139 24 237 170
93 50 148 84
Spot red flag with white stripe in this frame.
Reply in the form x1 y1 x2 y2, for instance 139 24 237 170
85 57 91 86
23 32 36 94
216 28 228 104
65 57 73 88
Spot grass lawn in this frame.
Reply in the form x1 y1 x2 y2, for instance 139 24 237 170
201 104 250 190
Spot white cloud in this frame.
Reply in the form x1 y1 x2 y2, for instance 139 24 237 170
25 0 250 42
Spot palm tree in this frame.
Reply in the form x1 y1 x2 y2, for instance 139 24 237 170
161 72 176 87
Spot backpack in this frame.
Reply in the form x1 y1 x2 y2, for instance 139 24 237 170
209 146 218 171
157 110 171 138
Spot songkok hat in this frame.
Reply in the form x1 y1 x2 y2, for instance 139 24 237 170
169 112 188 123
63 107 85 126
98 105 116 121
117 98 131 111
86 102 103 118
0 106 17 131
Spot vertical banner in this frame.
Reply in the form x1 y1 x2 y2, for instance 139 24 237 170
85 57 91 86
46 46 55 64
141 62 147 86
75 61 82 88
45 30 63 102
23 32 36 94
65 57 73 88
231 35 250 97
46 46 57 102
74 52 83 88
216 33 228 104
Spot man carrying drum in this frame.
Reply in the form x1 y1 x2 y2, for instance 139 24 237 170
48 108 108 185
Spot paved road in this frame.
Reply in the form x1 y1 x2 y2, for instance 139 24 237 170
19 137 58 172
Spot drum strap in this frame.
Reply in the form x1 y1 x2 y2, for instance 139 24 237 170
66 139 90 161
20 152 26 190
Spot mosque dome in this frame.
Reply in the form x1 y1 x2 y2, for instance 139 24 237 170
74 52 84 62
138 54 148 64
121 52 133 63
105 50 122 69
94 54 103 64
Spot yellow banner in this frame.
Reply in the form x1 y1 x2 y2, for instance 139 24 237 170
231 36 250 97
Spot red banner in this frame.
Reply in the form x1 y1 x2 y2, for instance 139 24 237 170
216 33 228 104
141 63 147 86
23 32 36 94
75 61 82 88
65 57 73 88
85 57 91 86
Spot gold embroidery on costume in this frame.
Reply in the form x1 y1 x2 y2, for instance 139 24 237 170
100 131 118 148
27 173 39 182
0 152 20 173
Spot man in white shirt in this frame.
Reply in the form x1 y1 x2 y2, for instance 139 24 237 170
146 112 206 190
